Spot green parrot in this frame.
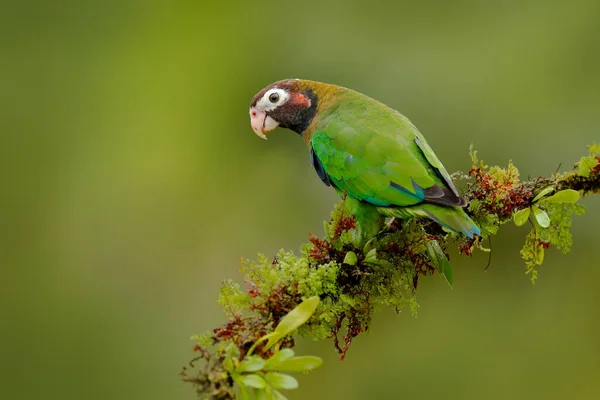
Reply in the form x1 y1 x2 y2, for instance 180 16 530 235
249 79 480 239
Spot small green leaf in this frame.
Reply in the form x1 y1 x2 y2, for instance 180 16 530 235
425 241 441 273
362 238 375 255
254 388 269 400
238 384 253 400
247 332 277 357
265 373 299 390
265 349 295 370
237 374 267 389
364 248 377 263
536 246 545 265
513 208 531 226
264 356 323 373
237 355 266 373
268 389 288 400
371 259 395 268
532 205 550 228
542 189 580 204
265 297 320 350
223 357 234 371
425 241 453 288
532 186 554 202
443 261 454 288
347 228 363 248
579 156 598 177
343 251 357 265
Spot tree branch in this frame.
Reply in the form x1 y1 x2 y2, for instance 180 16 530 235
181 144 600 399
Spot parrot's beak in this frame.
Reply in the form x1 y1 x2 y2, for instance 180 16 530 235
250 108 279 140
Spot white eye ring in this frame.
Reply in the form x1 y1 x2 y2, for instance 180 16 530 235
256 88 289 111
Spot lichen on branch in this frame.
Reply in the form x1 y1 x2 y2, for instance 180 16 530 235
182 145 599 399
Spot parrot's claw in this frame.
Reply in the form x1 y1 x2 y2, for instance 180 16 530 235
385 218 404 231
372 218 402 238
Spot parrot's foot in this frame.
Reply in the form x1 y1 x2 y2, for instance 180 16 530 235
372 218 403 239
384 217 405 232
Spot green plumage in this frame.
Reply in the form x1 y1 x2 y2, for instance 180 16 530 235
250 79 480 239
304 81 480 238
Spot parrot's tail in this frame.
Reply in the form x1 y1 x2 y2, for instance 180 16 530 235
378 204 481 238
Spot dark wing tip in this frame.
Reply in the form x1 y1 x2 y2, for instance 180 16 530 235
423 184 467 207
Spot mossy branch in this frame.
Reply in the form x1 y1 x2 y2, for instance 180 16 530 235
181 145 600 399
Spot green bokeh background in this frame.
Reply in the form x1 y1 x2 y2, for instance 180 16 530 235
2 1 599 399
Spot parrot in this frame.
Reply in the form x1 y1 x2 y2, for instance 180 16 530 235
249 79 480 239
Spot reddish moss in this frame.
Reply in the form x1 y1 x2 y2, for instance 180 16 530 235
211 315 271 359
248 284 303 331
213 315 245 342
458 237 478 256
332 308 370 361
469 167 533 217
333 215 357 239
387 242 402 254
331 312 345 357
408 248 437 290
308 233 333 264
593 157 600 175
246 280 259 298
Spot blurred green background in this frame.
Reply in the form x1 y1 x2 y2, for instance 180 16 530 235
1 0 599 399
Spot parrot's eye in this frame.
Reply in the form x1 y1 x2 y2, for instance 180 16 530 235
269 93 280 103
257 88 288 111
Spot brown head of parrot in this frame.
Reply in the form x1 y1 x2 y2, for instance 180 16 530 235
249 79 319 139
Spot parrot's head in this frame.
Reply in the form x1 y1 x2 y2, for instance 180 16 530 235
249 79 318 139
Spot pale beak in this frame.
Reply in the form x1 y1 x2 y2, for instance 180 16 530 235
250 108 279 139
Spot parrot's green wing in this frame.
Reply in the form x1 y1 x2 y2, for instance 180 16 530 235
310 95 465 209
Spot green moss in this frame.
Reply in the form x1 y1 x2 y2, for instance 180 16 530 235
219 280 250 317
576 143 599 177
468 199 501 236
539 202 586 253
488 160 520 187
519 194 586 282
